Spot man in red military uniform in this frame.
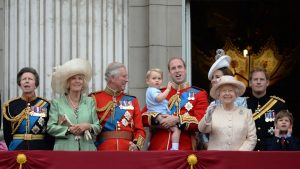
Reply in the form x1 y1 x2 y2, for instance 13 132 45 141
90 62 145 151
142 57 209 150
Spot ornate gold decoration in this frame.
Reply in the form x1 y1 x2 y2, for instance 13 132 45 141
2 103 31 134
142 112 159 126
224 37 282 86
135 135 145 150
252 97 278 121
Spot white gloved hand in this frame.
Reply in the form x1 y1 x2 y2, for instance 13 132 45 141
84 130 92 140
205 102 217 122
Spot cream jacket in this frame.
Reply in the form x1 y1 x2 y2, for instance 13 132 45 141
198 106 257 151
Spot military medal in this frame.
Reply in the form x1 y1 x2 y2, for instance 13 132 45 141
265 113 269 122
123 100 128 109
40 108 47 117
270 110 275 122
121 118 128 126
265 110 275 122
184 102 193 112
119 100 125 109
124 111 132 120
188 90 195 100
29 106 44 117
127 100 134 110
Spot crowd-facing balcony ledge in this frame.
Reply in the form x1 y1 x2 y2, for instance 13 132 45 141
1 150 300 169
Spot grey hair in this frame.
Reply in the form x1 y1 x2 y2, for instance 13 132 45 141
234 88 240 96
216 86 240 98
105 62 125 82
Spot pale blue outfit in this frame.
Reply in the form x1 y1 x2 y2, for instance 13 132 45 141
146 87 171 115
210 96 247 108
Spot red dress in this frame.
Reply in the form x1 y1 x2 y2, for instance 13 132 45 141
142 83 209 150
90 87 146 151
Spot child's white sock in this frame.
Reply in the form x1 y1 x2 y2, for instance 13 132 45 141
170 143 179 150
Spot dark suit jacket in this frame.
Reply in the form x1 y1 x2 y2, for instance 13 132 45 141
265 136 300 151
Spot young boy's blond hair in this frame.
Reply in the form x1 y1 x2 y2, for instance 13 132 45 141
146 68 163 79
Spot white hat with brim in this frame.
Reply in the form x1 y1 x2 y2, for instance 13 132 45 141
51 58 92 94
210 75 246 100
208 55 231 80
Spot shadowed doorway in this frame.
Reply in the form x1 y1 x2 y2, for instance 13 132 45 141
190 0 300 136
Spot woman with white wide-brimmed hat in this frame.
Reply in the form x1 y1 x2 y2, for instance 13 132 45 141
198 75 257 151
198 49 248 150
47 58 101 151
208 49 247 107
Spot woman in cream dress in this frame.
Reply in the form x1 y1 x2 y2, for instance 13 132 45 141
198 75 257 151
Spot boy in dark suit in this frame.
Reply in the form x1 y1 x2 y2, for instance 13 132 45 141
266 110 300 151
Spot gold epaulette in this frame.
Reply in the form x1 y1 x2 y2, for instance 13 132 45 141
270 96 285 103
2 98 31 134
3 97 22 107
2 97 21 117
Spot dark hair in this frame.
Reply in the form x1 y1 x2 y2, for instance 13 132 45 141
218 67 233 76
275 110 293 125
17 67 40 87
249 67 270 80
209 67 233 90
168 57 186 71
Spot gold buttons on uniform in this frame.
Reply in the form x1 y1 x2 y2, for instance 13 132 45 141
257 139 260 142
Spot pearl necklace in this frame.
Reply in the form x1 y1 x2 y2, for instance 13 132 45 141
68 95 80 118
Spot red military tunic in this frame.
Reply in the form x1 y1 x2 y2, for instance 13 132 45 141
90 87 145 151
142 82 209 150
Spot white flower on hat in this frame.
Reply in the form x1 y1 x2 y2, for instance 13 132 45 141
208 49 232 80
215 49 225 60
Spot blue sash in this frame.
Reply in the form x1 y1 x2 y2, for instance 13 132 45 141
9 99 49 150
95 95 135 147
169 88 200 114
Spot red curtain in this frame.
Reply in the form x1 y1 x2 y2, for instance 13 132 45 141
1 150 300 169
